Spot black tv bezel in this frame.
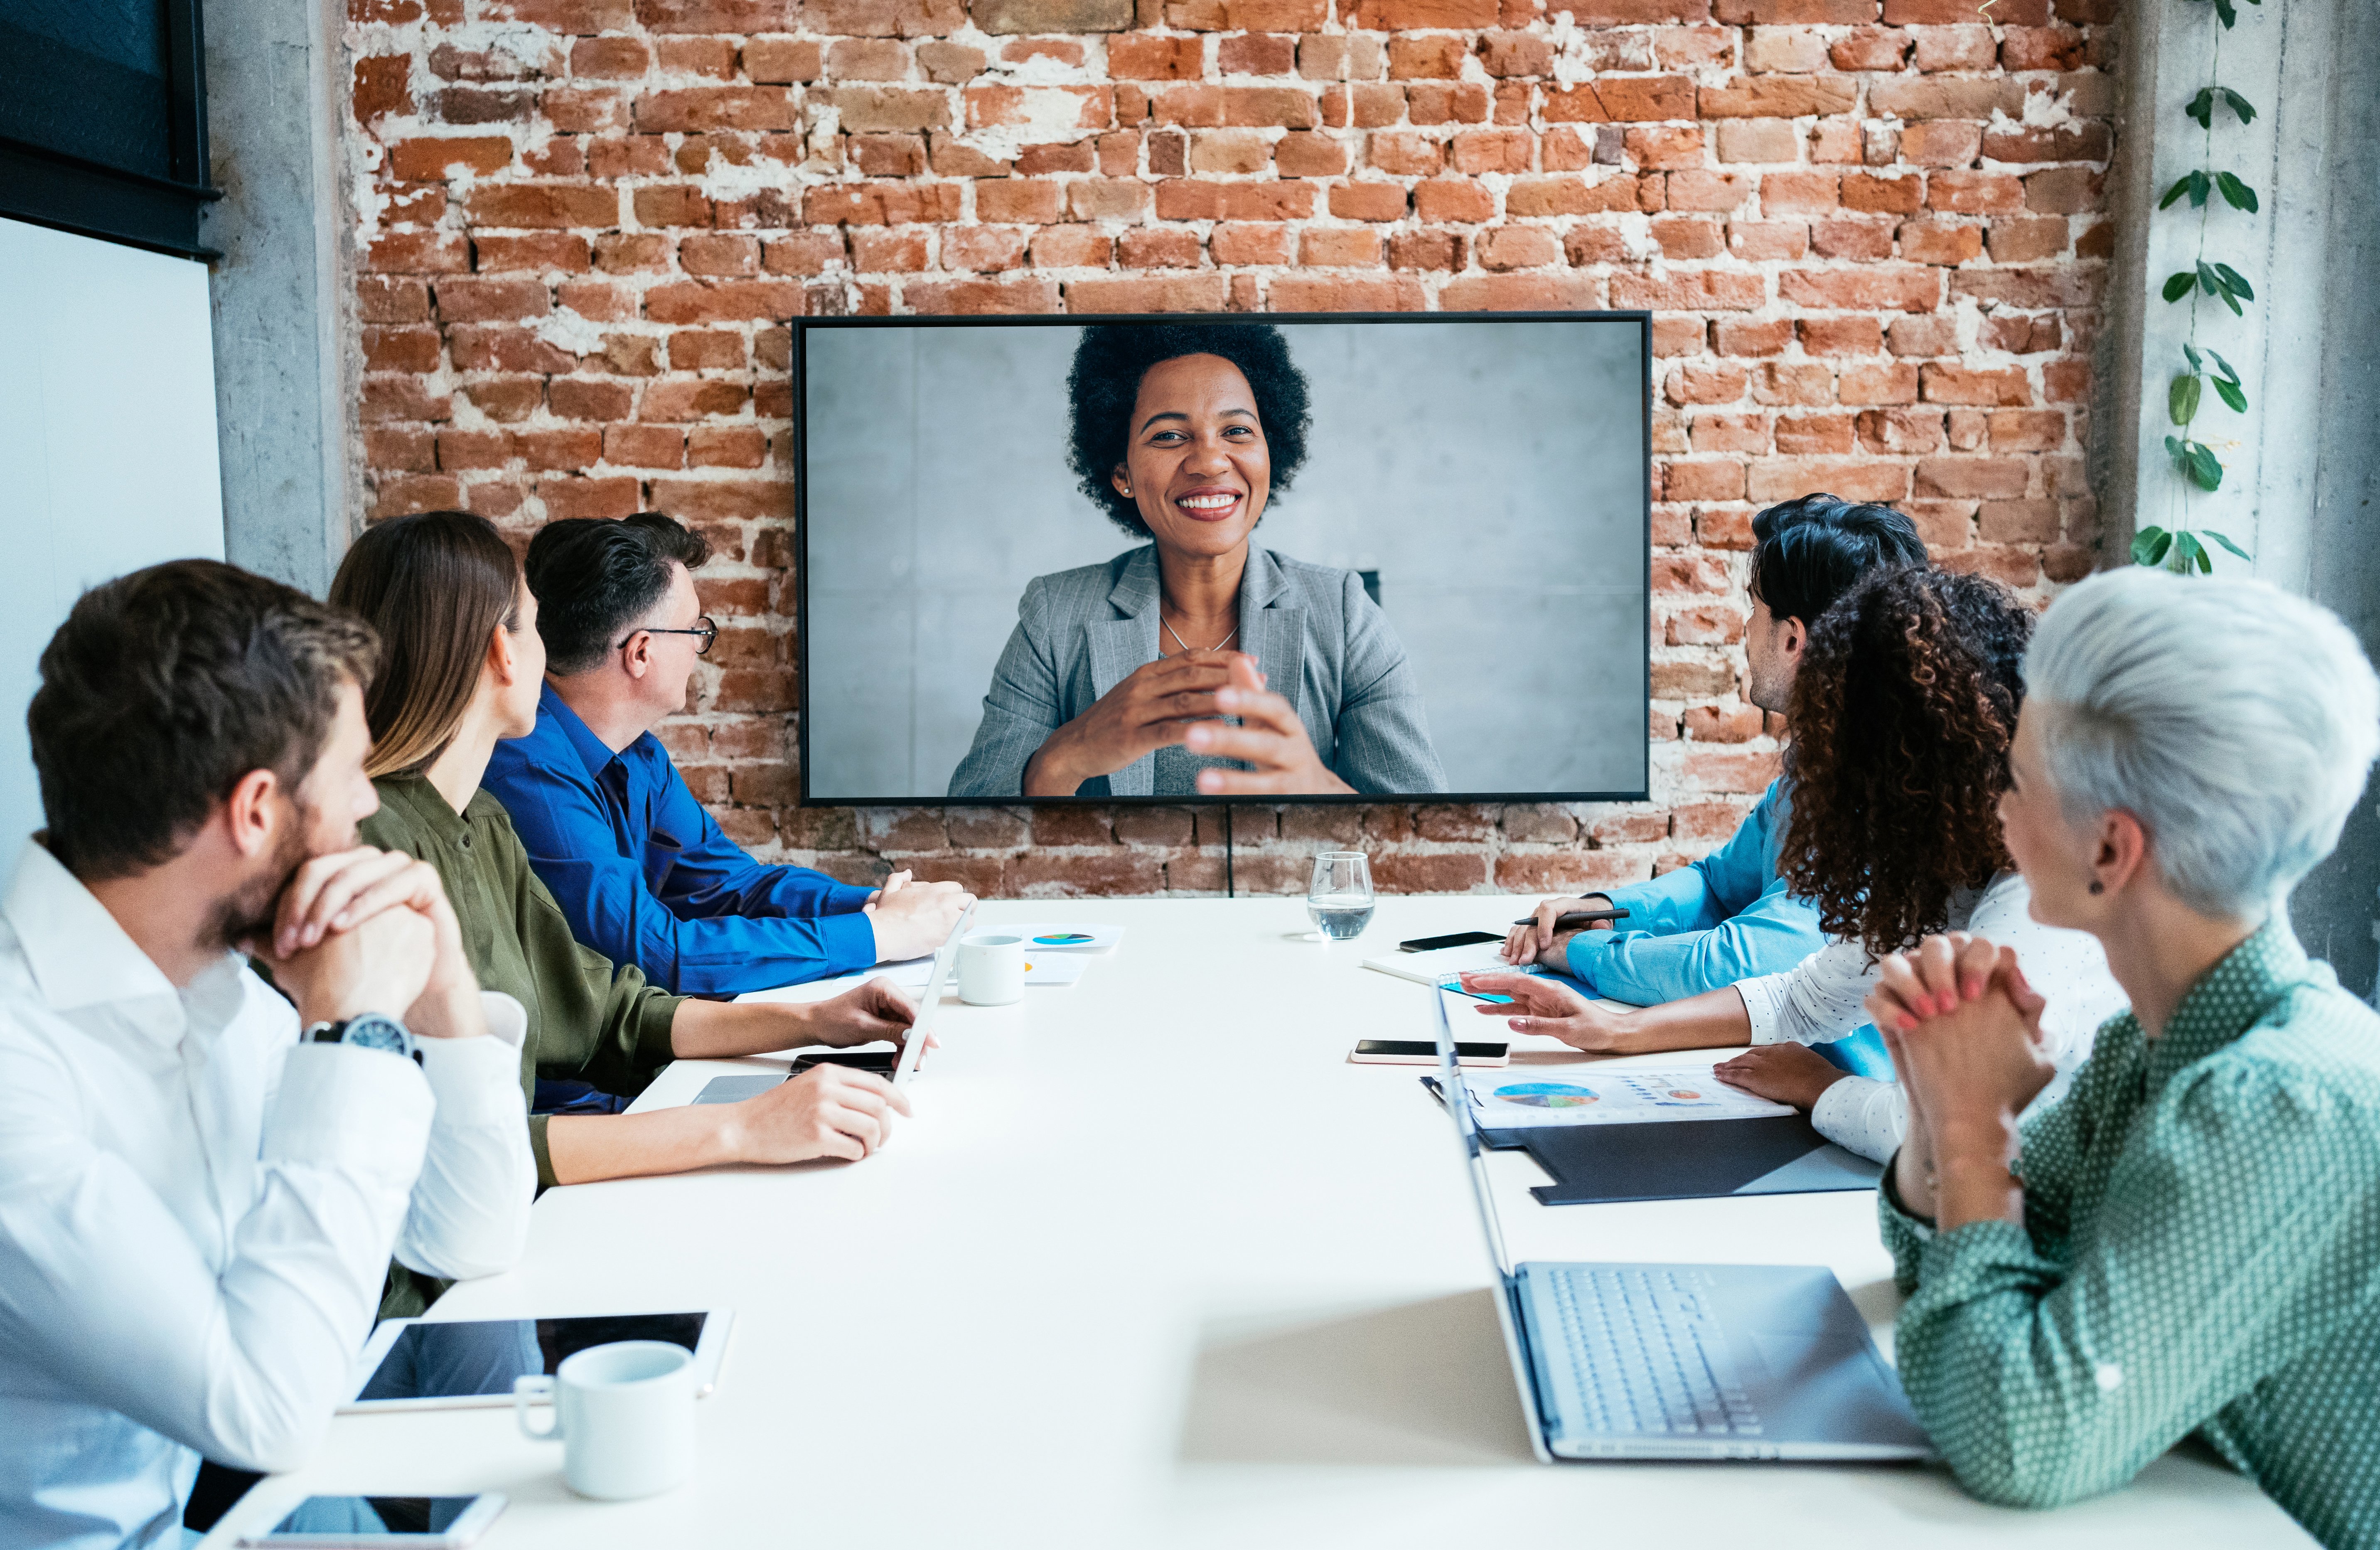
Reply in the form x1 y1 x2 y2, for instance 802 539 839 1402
791 309 1655 809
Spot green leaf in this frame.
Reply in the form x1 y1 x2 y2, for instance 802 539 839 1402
2205 529 2253 560
2197 260 2222 296
2213 262 2255 300
2216 171 2259 212
2206 347 2240 384
2183 342 2204 372
2220 87 2258 124
2133 527 2173 566
2174 531 2212 573
2160 175 2194 210
2186 442 2225 492
2191 170 2212 207
2214 0 2237 27
2186 88 2215 129
2170 373 2203 425
2164 271 2199 303
2213 376 2247 413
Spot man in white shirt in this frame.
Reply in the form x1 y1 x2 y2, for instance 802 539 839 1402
0 561 536 1550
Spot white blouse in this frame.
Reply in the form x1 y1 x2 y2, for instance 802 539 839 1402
1733 870 2128 1163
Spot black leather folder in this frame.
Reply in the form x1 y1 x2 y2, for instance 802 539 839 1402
1425 1078 1883 1205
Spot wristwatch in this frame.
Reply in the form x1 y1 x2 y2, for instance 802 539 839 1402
306 1012 421 1065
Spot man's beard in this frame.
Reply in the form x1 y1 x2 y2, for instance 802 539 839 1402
207 813 319 956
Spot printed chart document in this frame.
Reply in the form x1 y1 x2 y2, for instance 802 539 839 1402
1461 1066 1794 1129
1364 942 1545 987
996 923 1124 952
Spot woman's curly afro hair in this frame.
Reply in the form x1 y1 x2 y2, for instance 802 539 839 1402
1065 323 1312 539
1778 566 2034 960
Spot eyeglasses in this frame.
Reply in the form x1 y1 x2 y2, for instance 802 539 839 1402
617 615 717 657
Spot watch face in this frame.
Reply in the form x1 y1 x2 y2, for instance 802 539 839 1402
342 1014 411 1056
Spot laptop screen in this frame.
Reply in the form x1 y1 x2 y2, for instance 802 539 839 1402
1432 976 1515 1281
893 900 974 1090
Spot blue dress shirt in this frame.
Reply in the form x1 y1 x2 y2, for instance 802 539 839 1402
481 686 878 995
1564 779 1892 1078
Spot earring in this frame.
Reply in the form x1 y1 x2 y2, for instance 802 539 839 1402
2088 881 2105 895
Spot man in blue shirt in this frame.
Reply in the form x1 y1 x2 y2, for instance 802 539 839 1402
1505 495 1927 1029
484 514 971 996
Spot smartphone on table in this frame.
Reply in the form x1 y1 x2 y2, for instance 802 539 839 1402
239 1494 504 1548
1350 1038 1510 1068
1395 931 1504 953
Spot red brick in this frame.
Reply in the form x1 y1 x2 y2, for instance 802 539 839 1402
1065 275 1228 312
1330 181 1408 221
644 280 806 322
1745 457 1908 502
1697 75 1856 118
548 378 635 419
1898 219 1982 264
387 136 514 182
1416 178 1498 223
907 277 1065 312
1030 225 1114 267
1111 34 1203 78
1836 362 1921 404
1921 364 2031 406
1505 174 1643 217
1121 227 1206 267
1271 272 1430 310
1913 456 2029 499
1778 266 1940 311
1713 318 1790 356
1609 270 1765 311
355 55 414 122
466 184 619 228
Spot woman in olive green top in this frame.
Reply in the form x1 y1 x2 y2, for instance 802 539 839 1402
1860 570 2380 1550
330 511 922 1191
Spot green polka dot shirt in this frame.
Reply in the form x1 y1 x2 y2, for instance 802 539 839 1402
1878 920 2380 1548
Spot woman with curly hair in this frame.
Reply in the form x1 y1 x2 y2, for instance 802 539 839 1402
947 322 1446 798
1462 566 2125 1164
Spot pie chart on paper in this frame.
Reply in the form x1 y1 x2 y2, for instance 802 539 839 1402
1491 1082 1599 1109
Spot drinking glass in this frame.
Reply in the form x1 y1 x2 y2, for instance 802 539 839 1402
1306 852 1376 940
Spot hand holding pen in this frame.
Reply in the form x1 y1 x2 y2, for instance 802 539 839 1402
1501 896 1630 968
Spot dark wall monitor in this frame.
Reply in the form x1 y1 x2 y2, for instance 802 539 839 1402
794 312 1652 807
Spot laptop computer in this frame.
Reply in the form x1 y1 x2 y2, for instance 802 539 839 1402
693 900 974 1105
1428 978 1933 1463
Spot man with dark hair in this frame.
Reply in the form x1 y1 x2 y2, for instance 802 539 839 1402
0 561 532 1548
484 514 969 996
1504 494 1927 1015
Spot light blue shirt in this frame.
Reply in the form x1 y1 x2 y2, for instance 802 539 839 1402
1565 779 1891 1079
1564 780 1821 1001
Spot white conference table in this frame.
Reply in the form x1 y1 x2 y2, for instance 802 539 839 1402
202 896 2308 1549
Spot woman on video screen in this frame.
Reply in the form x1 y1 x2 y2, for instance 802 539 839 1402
948 323 1447 799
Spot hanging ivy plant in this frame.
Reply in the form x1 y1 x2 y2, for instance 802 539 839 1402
2137 0 2260 573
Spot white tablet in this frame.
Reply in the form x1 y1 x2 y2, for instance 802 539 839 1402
341 1309 733 1413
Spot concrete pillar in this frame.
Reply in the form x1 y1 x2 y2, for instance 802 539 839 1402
202 0 358 597
2105 0 2380 991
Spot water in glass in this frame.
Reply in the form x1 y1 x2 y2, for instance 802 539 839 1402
1307 851 1375 940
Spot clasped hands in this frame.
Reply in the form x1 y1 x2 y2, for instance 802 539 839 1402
1863 931 2059 1230
1023 650 1347 797
249 847 489 1042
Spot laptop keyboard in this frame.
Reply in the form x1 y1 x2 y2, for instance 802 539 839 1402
1543 1266 1762 1438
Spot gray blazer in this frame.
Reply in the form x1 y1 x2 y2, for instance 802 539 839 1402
947 545 1447 799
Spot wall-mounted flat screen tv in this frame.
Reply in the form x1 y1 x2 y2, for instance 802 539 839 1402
795 311 1651 806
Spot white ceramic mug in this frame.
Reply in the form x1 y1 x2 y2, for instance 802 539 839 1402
956 932 1025 1006
514 1341 696 1501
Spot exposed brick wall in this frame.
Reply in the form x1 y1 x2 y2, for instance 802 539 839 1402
345 0 2114 898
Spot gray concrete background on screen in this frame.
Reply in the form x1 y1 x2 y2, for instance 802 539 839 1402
800 318 1649 802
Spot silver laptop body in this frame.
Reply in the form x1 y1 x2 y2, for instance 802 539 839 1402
1428 979 1933 1463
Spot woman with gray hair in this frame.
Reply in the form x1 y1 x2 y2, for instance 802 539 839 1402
1859 568 2380 1545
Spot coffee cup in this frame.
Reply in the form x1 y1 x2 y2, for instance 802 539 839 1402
514 1340 696 1501
956 932 1025 1006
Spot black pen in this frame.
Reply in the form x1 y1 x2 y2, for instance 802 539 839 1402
1510 908 1631 927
